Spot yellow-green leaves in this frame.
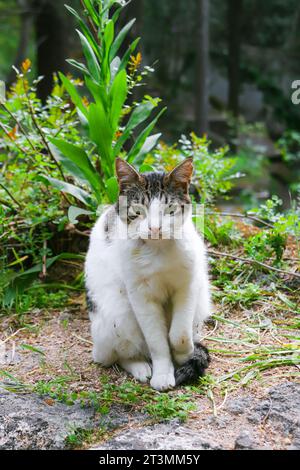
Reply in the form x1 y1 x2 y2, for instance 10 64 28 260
59 0 165 209
109 70 127 133
106 176 119 203
89 102 113 176
49 138 102 203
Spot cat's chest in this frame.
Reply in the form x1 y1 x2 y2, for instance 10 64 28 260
124 242 193 284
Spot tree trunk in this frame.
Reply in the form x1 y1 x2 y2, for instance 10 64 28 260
195 0 210 135
7 0 33 86
227 0 243 117
34 0 70 102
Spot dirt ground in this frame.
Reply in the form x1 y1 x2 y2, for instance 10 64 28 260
1 295 299 450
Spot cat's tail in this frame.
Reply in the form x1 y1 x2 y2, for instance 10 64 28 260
174 343 211 386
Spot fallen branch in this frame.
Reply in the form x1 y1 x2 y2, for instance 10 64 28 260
208 249 300 279
207 211 274 229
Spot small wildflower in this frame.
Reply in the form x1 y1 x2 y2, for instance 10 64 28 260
129 52 142 75
21 58 31 73
7 125 18 141
82 96 89 107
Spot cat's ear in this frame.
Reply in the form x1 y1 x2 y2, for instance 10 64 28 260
166 157 193 191
115 158 143 189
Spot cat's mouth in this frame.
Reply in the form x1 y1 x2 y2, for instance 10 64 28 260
128 232 172 241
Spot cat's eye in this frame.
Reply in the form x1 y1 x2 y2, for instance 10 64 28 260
165 204 178 216
128 204 146 219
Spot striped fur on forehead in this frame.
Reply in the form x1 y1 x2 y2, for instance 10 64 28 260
117 171 191 208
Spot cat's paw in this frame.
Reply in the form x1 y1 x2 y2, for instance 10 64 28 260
150 373 176 391
120 359 152 383
131 362 152 383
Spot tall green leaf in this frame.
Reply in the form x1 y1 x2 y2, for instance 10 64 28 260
113 101 156 156
89 102 113 175
49 142 91 187
40 175 93 206
49 138 101 199
59 72 88 118
118 38 140 73
77 29 101 81
127 107 166 163
106 176 119 203
65 5 100 60
82 0 99 26
85 77 108 110
102 19 114 82
109 70 127 133
133 133 162 167
66 59 90 76
109 18 136 62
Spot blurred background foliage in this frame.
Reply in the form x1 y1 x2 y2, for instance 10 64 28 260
0 0 299 309
1 0 300 205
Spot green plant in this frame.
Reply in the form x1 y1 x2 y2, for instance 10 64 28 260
144 393 196 421
0 66 88 308
248 195 300 258
277 130 300 164
244 230 287 265
65 427 102 449
47 0 165 217
148 133 239 204
216 282 263 307
32 375 196 423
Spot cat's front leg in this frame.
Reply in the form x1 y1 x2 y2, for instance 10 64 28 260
169 288 196 366
127 289 175 391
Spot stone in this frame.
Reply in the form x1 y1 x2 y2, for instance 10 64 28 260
234 430 257 450
0 387 95 450
226 397 253 415
248 383 300 436
92 422 223 450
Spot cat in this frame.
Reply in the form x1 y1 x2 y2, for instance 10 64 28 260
85 157 211 391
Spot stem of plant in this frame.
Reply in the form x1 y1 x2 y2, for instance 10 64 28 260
0 182 22 208
0 102 37 153
208 249 300 279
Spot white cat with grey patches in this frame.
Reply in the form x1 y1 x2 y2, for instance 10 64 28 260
85 157 211 391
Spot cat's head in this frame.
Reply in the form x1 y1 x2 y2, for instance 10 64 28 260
115 157 193 240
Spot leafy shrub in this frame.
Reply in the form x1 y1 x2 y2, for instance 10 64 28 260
244 230 287 265
148 133 239 204
277 130 300 164
0 66 85 307
47 0 165 214
249 195 300 259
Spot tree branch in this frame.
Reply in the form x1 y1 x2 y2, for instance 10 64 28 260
207 211 274 229
208 249 300 279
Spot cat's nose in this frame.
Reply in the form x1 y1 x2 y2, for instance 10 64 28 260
149 226 161 238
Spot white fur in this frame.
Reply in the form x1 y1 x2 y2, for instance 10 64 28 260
85 200 211 391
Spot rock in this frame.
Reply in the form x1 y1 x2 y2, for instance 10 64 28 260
93 422 223 450
234 430 257 450
288 429 300 450
226 397 253 415
99 405 147 430
0 387 95 450
206 415 231 429
248 383 300 436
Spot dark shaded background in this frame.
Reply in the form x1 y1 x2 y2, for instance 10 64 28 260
1 0 300 205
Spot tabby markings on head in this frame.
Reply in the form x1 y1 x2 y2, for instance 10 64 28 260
115 157 193 224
